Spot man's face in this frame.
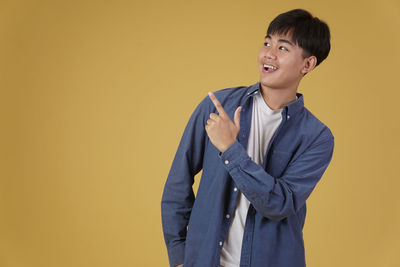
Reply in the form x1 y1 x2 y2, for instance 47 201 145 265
257 31 313 91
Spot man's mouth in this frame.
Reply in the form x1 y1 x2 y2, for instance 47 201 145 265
263 64 278 73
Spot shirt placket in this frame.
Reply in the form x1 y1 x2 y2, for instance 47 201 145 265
238 92 256 267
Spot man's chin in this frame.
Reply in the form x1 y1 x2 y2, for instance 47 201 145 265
259 80 288 91
259 79 279 89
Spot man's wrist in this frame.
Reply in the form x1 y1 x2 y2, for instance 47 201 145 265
219 140 235 153
218 140 249 170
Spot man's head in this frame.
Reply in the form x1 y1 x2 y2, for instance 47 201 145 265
258 9 331 92
267 9 330 67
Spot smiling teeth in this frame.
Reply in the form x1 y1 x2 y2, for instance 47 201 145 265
264 64 277 70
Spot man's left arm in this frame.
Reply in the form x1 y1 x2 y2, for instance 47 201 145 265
219 135 334 221
205 91 335 221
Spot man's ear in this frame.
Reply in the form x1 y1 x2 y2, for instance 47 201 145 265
301 56 317 75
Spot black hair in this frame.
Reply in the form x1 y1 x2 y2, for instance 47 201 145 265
266 9 330 67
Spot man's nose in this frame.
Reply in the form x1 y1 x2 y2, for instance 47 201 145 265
265 48 277 59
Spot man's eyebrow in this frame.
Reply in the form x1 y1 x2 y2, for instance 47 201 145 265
265 34 294 46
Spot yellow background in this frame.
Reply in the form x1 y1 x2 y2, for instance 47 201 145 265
1 0 399 266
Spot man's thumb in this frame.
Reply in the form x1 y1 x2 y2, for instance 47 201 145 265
234 106 241 128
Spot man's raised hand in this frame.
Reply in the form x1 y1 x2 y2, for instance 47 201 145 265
205 92 242 153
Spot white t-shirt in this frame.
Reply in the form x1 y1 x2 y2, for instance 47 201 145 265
220 91 295 267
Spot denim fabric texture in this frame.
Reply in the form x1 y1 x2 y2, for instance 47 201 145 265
161 82 335 267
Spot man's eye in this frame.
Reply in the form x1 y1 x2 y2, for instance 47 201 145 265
279 46 288 51
263 42 270 46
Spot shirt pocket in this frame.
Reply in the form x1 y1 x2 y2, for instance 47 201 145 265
267 149 293 178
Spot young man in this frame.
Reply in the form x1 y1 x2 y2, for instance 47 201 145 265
161 9 334 267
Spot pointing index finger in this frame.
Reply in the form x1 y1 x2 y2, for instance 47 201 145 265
208 92 227 117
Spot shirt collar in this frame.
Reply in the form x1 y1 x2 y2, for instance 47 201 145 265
245 82 304 117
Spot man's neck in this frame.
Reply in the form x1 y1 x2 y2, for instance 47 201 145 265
260 85 298 110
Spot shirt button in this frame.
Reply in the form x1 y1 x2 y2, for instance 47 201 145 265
226 214 230 219
219 241 223 246
233 187 238 192
287 115 290 119
224 160 229 165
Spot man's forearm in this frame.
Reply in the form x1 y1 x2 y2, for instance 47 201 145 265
218 136 334 221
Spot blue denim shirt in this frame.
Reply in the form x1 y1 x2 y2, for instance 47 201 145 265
161 82 335 267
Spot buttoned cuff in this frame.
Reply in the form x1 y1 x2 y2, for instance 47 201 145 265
218 140 249 171
167 242 185 267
